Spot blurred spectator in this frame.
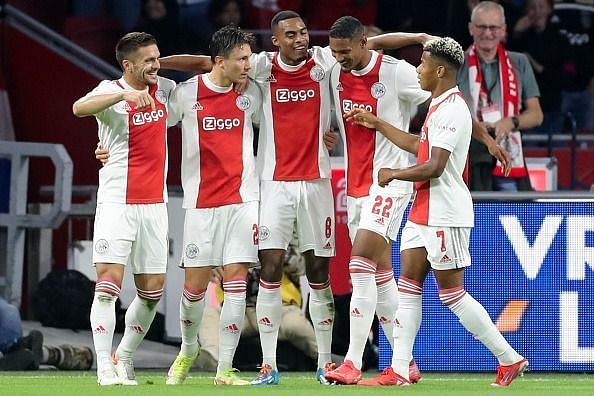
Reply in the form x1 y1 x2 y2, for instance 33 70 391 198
457 1 543 191
303 0 377 31
553 0 594 132
510 0 568 134
208 0 244 28
177 0 211 38
70 0 141 31
136 0 203 55
242 0 304 30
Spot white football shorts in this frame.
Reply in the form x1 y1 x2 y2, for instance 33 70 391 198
400 221 472 270
258 179 335 257
347 184 411 243
92 202 168 274
181 201 259 267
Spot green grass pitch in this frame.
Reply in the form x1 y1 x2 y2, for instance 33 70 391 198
0 371 592 396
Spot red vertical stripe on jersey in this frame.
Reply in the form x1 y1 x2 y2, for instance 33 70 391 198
338 56 382 198
270 54 321 180
409 93 460 224
195 78 244 208
121 82 167 204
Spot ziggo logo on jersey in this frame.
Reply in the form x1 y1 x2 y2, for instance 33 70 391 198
132 109 165 126
202 116 241 131
342 100 373 113
275 88 315 103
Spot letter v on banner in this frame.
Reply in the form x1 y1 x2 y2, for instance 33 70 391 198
499 215 563 279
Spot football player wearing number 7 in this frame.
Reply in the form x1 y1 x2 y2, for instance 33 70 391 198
344 36 528 387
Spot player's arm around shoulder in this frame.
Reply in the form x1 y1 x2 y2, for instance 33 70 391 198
159 54 213 72
368 32 438 51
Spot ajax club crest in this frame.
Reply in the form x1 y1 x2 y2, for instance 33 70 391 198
309 65 325 82
236 95 251 111
155 90 168 104
371 82 386 99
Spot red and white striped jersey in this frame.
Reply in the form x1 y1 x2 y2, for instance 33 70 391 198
331 51 430 198
408 87 474 227
168 74 261 209
249 47 336 181
89 77 175 204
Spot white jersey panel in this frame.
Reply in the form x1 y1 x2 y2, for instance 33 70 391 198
91 77 175 204
409 87 474 227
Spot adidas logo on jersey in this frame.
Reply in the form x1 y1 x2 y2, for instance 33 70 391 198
318 318 334 326
378 316 391 325
123 102 132 112
440 255 452 263
375 217 385 226
192 101 203 110
324 241 333 250
266 74 277 83
181 319 193 327
336 83 343 91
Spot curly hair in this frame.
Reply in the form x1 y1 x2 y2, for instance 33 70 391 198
423 36 465 69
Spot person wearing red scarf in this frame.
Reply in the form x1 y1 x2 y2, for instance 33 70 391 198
457 1 543 191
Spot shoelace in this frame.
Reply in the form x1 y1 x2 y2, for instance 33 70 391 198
380 367 392 376
324 362 336 372
255 365 272 379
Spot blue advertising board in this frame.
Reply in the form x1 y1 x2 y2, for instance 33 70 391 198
379 201 594 371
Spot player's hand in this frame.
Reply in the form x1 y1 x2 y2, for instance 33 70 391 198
122 89 156 111
210 267 224 285
344 108 378 129
378 168 396 187
323 130 339 150
95 142 109 166
418 33 440 45
233 78 248 94
487 141 512 176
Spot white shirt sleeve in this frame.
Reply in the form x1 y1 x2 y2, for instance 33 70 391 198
313 46 338 72
396 60 431 105
167 83 184 127
85 80 122 122
429 102 465 153
246 84 262 124
249 51 273 82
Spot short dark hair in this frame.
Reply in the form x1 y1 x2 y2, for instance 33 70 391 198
209 24 255 63
270 10 302 32
329 16 364 40
115 32 157 70
423 37 465 70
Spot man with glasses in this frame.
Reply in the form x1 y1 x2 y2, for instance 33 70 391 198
459 1 543 191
